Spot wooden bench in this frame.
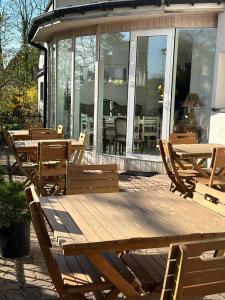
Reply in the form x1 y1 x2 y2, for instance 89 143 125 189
129 237 225 300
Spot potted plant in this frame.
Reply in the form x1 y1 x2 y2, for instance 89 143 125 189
0 167 30 258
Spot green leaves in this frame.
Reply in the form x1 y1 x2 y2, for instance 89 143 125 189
0 168 29 229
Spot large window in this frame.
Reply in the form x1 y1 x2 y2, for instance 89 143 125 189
97 32 130 155
173 28 217 142
56 39 72 137
73 35 96 149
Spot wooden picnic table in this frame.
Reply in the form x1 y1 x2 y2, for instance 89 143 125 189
40 190 225 296
173 143 223 177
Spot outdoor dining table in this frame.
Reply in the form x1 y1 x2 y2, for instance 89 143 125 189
173 143 223 177
14 139 84 154
40 190 225 297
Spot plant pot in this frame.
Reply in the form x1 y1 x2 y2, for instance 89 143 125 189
0 220 30 258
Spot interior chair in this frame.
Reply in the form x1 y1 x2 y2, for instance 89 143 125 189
80 114 94 149
103 117 116 154
66 164 119 195
159 139 198 197
169 132 197 144
114 117 143 155
29 128 62 140
26 186 166 299
34 141 71 196
129 237 225 300
141 116 160 148
195 147 225 190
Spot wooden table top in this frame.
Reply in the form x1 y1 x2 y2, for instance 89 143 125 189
173 143 223 159
15 139 84 153
8 129 29 136
40 190 225 256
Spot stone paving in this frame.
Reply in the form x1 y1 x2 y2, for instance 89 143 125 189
0 146 225 299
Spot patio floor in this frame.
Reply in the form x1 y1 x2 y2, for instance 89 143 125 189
0 146 225 300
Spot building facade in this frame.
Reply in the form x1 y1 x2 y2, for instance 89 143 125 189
29 0 225 172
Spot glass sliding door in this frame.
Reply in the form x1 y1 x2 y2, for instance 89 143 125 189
97 32 130 155
73 35 96 149
172 29 217 143
127 29 174 159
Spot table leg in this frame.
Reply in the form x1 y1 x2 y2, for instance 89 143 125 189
187 159 209 178
87 253 139 297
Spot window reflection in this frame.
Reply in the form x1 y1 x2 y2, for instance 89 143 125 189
56 39 72 137
173 29 216 143
98 32 130 155
74 35 96 149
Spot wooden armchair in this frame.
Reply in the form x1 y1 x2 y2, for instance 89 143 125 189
159 139 198 197
67 164 119 195
35 141 71 195
195 147 225 189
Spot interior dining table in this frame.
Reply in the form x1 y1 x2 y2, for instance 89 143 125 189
173 143 224 177
40 189 225 297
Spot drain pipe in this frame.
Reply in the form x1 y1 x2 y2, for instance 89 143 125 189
28 39 48 128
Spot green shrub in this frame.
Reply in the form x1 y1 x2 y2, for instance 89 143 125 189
0 167 30 229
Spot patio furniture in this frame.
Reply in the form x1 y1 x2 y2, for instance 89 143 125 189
169 132 197 144
130 237 225 300
34 141 72 195
195 147 225 189
193 182 225 217
67 164 119 195
26 186 146 299
159 139 197 197
39 188 225 297
7 134 37 185
24 122 44 129
172 143 223 177
57 124 64 135
70 132 87 164
29 128 63 140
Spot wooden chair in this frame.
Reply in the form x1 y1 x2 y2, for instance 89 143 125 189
195 147 225 189
169 132 197 144
71 132 87 164
24 122 44 129
57 124 64 135
159 139 198 197
35 141 71 195
129 237 225 300
25 186 152 299
29 128 62 140
67 164 119 195
7 134 37 185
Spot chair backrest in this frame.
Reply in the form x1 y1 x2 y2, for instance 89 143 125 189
57 124 64 135
38 141 71 177
1 127 10 148
114 117 127 137
209 147 225 187
159 139 188 194
24 122 44 129
25 186 70 299
67 164 119 195
29 128 61 140
169 132 197 144
161 237 225 300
